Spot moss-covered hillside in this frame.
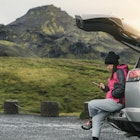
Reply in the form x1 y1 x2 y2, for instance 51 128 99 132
0 57 112 114
0 5 139 61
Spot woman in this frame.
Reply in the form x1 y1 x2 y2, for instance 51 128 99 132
81 51 129 140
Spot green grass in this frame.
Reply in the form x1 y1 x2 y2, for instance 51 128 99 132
0 57 114 114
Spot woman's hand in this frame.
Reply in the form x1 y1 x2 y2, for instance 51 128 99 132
99 83 105 90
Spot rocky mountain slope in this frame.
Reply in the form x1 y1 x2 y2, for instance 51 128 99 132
0 5 139 63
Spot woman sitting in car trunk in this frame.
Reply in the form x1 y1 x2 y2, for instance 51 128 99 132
81 51 129 140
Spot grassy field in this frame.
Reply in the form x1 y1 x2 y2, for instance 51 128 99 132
0 57 118 115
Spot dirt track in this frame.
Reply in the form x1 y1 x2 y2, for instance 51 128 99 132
0 114 139 140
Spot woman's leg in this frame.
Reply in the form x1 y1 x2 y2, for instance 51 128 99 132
88 99 123 138
92 111 109 138
88 99 123 117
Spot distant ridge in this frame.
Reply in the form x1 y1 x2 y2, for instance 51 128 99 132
0 5 139 63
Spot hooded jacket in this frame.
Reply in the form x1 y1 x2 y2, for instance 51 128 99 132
105 64 129 106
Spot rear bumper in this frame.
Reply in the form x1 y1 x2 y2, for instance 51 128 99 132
107 108 140 133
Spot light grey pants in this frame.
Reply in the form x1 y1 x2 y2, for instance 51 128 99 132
88 99 123 138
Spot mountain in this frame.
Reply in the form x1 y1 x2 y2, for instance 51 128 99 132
0 5 139 63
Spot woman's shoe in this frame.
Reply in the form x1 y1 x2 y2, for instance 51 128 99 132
81 119 92 130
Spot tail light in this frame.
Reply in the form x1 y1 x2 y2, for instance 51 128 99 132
126 68 140 82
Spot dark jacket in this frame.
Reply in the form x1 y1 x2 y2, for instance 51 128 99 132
105 64 129 105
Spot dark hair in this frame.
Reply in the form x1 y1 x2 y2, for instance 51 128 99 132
110 64 118 79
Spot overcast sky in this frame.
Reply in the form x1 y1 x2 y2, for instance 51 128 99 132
1 0 140 30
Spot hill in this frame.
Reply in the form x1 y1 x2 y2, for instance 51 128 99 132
0 57 111 114
0 5 139 62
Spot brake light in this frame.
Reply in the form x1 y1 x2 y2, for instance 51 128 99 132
126 68 140 81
